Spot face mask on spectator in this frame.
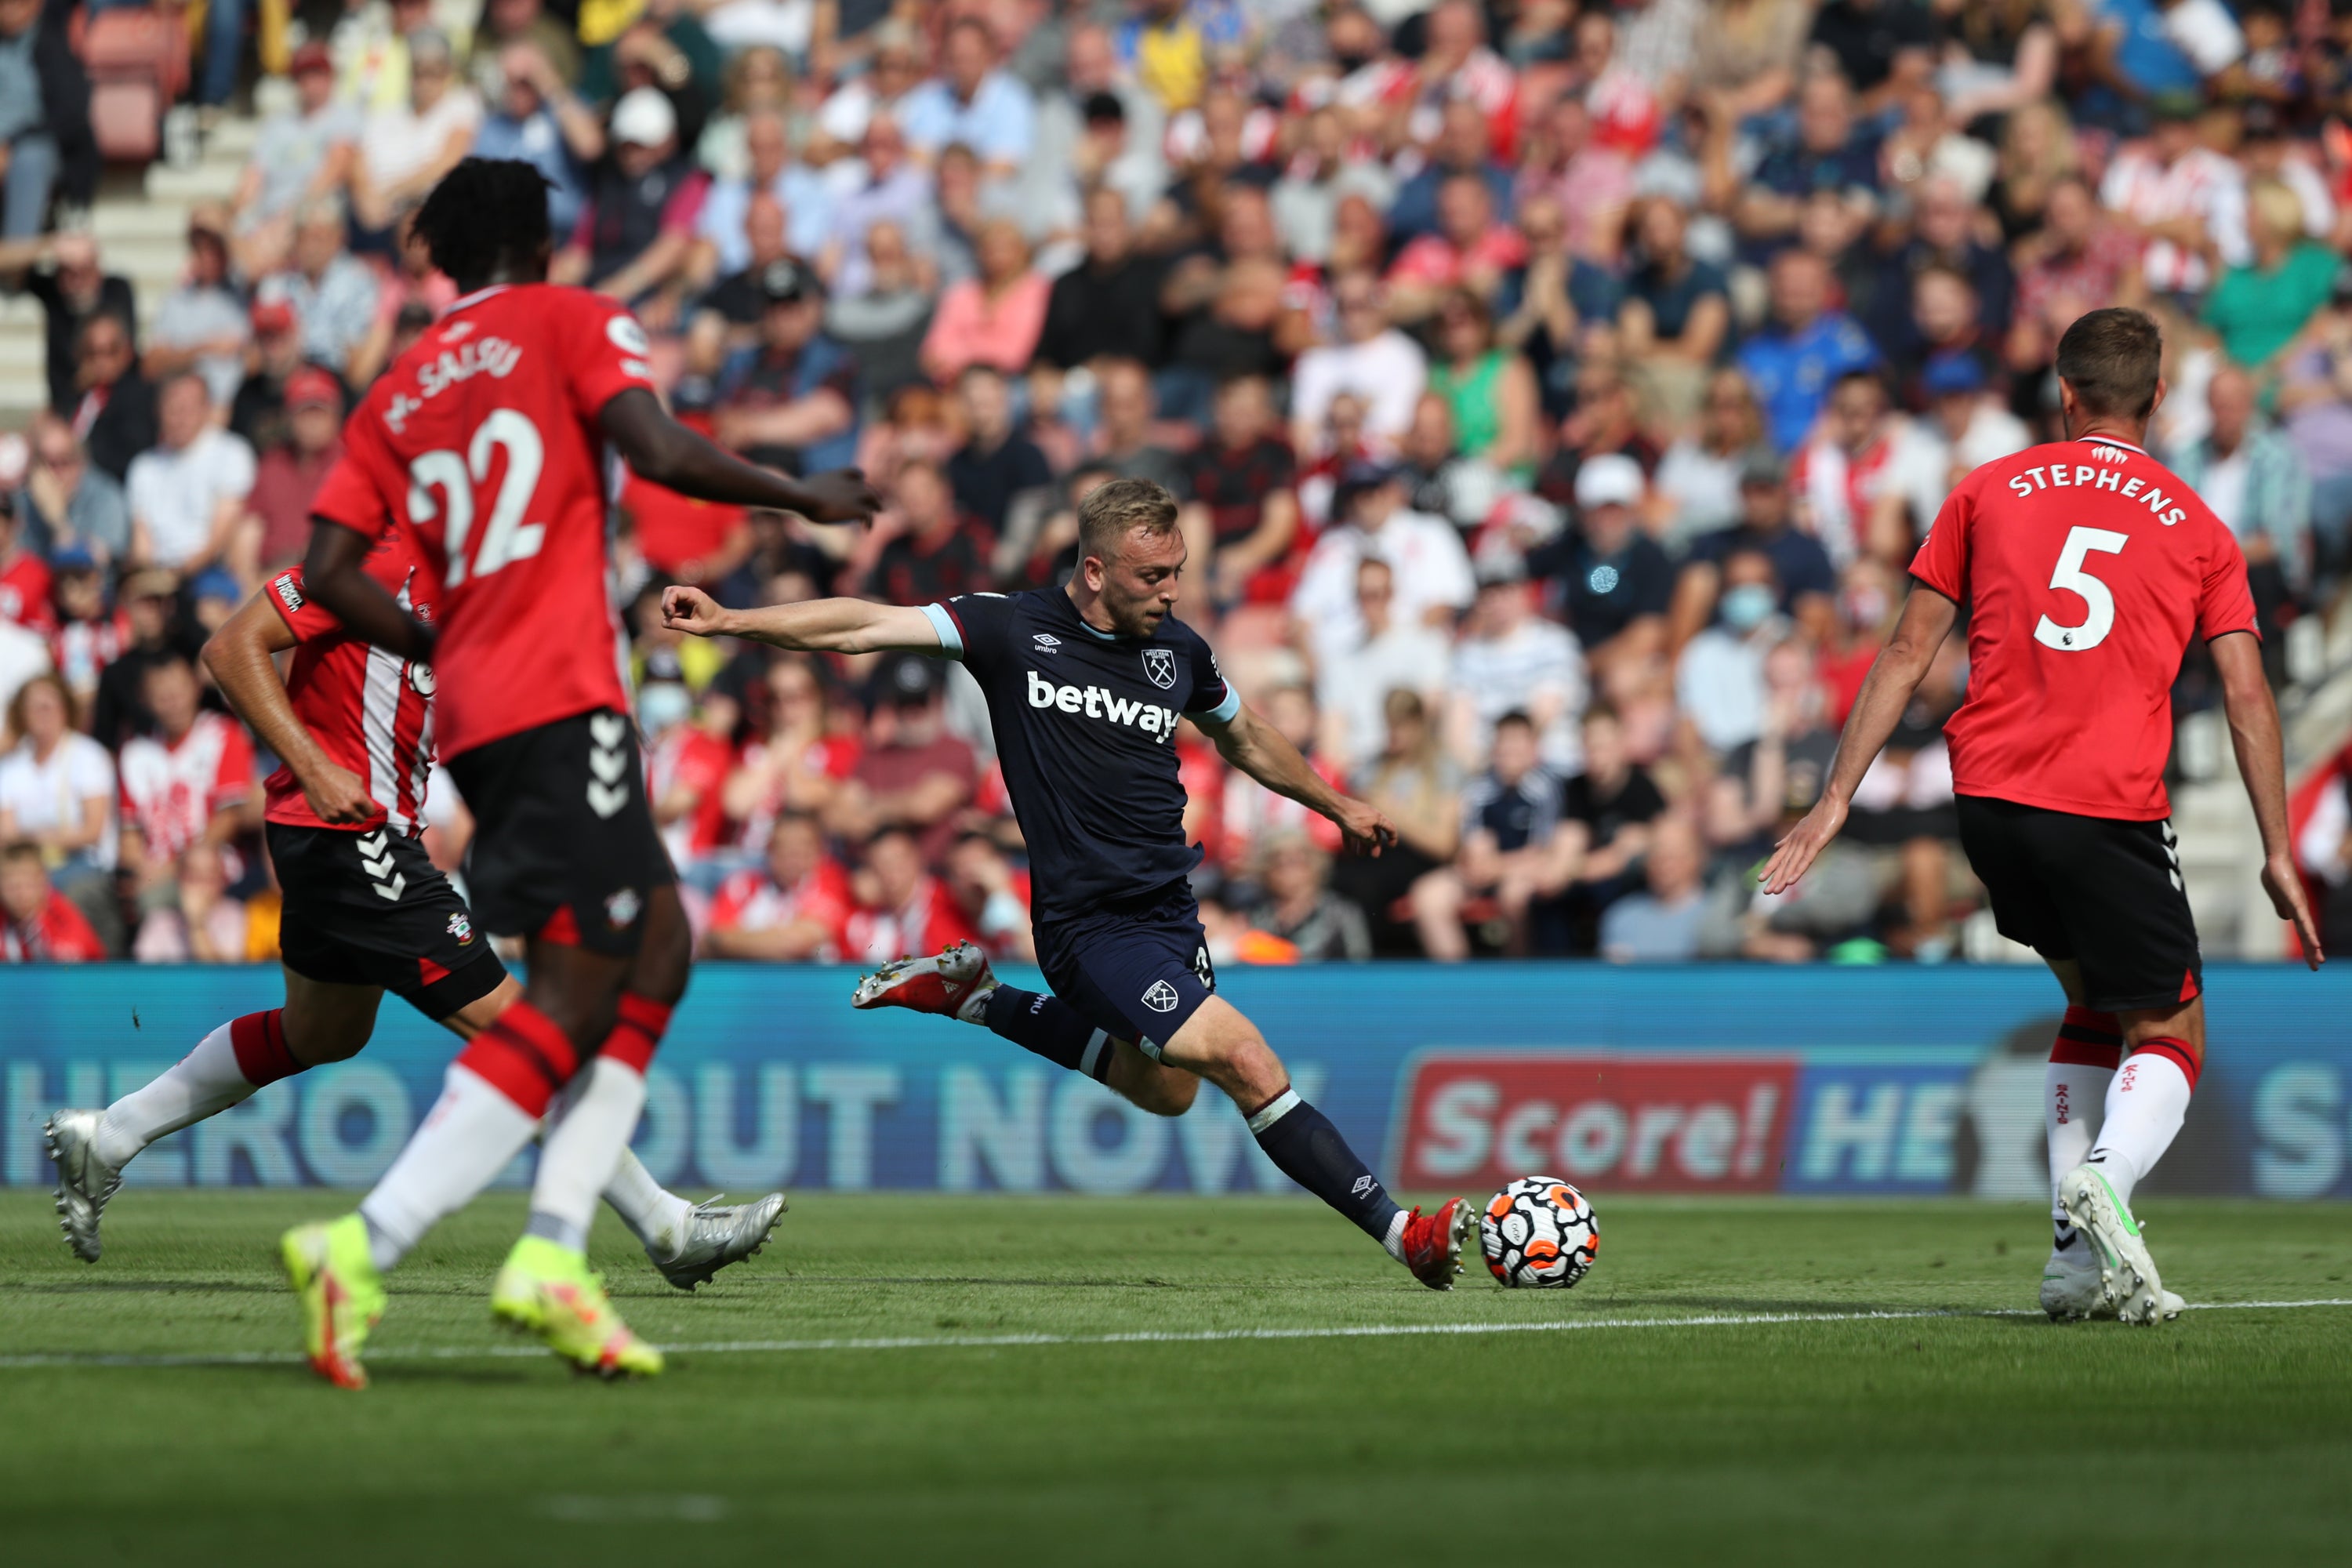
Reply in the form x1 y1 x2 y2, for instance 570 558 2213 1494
1722 583 1775 633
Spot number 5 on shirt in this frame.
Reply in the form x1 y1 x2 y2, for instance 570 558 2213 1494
2034 525 2130 653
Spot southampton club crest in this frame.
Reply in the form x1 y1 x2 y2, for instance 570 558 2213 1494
1141 648 1177 690
445 911 474 946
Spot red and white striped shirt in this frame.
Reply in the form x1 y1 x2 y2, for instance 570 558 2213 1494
119 711 252 862
2098 144 2243 295
262 525 437 835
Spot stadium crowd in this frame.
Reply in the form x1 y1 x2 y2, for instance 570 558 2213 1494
5 0 2352 968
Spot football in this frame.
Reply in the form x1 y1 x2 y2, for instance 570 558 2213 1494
1479 1177 1599 1289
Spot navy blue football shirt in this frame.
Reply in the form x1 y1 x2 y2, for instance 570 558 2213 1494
923 588 1239 922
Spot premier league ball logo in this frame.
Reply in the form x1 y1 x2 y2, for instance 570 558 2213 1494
1141 648 1177 690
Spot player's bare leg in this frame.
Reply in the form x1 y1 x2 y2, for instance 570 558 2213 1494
855 941 1201 1116
1158 997 1468 1289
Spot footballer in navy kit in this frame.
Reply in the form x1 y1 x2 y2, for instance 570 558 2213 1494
663 478 1474 1287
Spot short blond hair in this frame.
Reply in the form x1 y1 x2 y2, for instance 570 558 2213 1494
1076 477 1180 562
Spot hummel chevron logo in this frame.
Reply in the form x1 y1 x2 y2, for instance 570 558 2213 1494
589 713 627 748
587 783 629 818
586 712 630 817
355 831 405 901
588 749 628 783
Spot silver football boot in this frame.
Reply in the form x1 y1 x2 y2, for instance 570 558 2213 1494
647 1192 789 1290
45 1109 122 1263
2057 1163 2175 1326
2041 1231 2184 1322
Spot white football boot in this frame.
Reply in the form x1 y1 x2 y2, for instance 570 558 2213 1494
647 1192 789 1290
851 940 997 1022
2057 1163 2173 1326
2042 1229 2183 1321
45 1109 122 1263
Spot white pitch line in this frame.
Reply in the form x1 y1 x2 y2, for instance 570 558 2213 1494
1 1298 2347 1371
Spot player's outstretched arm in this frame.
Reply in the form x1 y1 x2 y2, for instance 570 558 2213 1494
1760 582 1960 895
600 388 881 523
1199 702 1398 857
303 518 437 663
2213 630 2324 968
201 590 380 825
662 584 943 655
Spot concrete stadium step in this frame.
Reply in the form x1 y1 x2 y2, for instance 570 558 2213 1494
143 162 243 204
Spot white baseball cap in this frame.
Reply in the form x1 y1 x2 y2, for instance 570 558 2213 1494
1573 452 1645 511
612 87 677 148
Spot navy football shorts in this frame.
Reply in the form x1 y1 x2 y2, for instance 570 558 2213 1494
1033 880 1218 1054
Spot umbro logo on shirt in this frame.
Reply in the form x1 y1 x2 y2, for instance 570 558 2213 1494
1033 633 1062 655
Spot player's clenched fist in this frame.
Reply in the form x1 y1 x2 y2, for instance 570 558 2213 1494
662 585 730 637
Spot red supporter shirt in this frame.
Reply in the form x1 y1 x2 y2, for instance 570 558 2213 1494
310 284 658 758
0 554 55 634
2 888 107 961
119 712 253 862
262 527 437 835
1910 434 2258 822
626 473 744 578
708 856 856 959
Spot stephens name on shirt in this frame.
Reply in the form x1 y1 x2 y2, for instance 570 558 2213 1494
2001 445 2190 526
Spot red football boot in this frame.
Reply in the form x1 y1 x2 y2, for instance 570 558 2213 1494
851 940 997 1020
1398 1196 1470 1290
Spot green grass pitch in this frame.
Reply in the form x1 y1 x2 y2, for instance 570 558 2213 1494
2 1191 2348 1566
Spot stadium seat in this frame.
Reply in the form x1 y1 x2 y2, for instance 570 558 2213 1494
79 8 192 165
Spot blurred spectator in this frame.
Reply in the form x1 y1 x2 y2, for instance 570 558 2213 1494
1220 684 1348 877
0 0 93 239
1317 557 1451 777
2172 365 2314 609
900 17 1033 179
132 839 250 963
1290 272 1427 455
943 830 1034 963
1884 263 1995 412
695 45 793 183
555 86 706 313
840 825 979 967
1387 173 1526 321
868 460 987 604
249 370 347 574
353 30 483 242
1089 358 1186 493
232 42 360 278
145 208 249 412
1528 454 1670 673
723 654 856 850
1618 197 1730 422
1738 72 1882 251
2275 281 2352 583
643 681 737 872
1676 547 1788 755
473 42 605 241
349 219 458 387
256 200 382 380
704 813 853 960
1332 688 1464 956
0 673 115 909
2099 93 2241 304
1420 710 1563 959
1599 811 1708 962
116 652 252 924
1789 368 1940 568
229 299 310 456
946 366 1051 542
1653 369 1766 550
16 413 128 563
1427 291 1541 481
1871 176 2015 375
1247 832 1371 962
1737 249 1880 453
90 570 184 750
694 108 830 281
1497 192 1621 423
824 116 938 302
1690 0 1813 121
1672 448 1835 651
1395 99 1514 250
47 548 125 722
824 219 934 402
471 0 582 88
1270 105 1396 264
1291 463 1475 671
816 19 922 152
1448 567 1586 777
1178 374 1298 606
830 655 977 858
0 477 47 633
1036 186 1171 372
1914 353 2031 507
127 376 259 586
2201 180 2336 371
1551 702 1666 953
2009 175 2146 375
921 220 1049 383
716 257 859 475
0 840 104 962
5 231 135 416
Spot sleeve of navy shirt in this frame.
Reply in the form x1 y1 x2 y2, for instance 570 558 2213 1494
922 592 1017 674
1173 619 1242 723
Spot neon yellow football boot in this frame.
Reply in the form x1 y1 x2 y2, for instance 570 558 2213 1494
491 1235 664 1378
281 1214 387 1390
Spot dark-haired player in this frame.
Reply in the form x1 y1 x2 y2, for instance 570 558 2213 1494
1762 308 2321 1325
44 539 782 1291
279 159 879 1386
664 478 1475 1288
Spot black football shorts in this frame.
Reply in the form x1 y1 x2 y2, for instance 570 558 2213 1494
445 706 676 957
1955 793 2202 1014
267 821 507 1019
1033 880 1218 1054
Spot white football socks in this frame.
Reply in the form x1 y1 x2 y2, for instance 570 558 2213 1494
95 1024 257 1167
601 1145 691 1258
527 1057 648 1255
2086 1047 2197 1210
359 1064 541 1272
2045 1058 2114 1238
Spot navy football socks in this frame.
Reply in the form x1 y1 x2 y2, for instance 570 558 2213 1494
979 985 1117 1084
1247 1087 1403 1243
